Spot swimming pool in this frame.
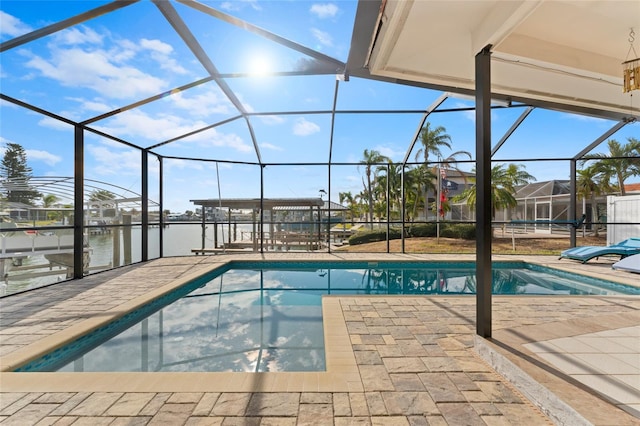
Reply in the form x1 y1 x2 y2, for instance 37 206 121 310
16 261 638 373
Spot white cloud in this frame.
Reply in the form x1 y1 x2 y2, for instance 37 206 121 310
311 28 333 47
25 149 62 166
38 116 74 131
86 144 143 176
221 0 261 12
259 115 285 125
20 28 191 99
374 145 404 162
310 3 338 19
94 109 203 142
140 38 187 75
92 108 252 153
140 38 173 55
182 129 253 153
24 47 167 99
164 158 204 171
170 89 233 118
79 99 112 113
260 142 284 151
293 118 320 136
0 11 33 38
53 26 103 45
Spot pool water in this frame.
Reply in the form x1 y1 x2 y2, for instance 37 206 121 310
17 261 638 373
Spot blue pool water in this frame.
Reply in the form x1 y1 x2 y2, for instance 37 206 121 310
17 261 638 373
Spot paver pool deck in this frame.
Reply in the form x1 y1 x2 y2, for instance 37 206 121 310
0 253 638 425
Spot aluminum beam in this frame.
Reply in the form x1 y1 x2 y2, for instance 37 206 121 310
152 0 263 164
573 120 632 160
141 150 149 262
402 94 449 165
178 0 345 72
73 126 85 279
0 1 139 53
491 106 534 157
475 45 493 338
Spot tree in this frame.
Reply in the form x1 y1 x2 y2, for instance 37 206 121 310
453 163 536 220
576 166 607 237
358 149 388 228
375 162 403 219
413 122 470 220
42 194 61 221
405 165 436 222
583 138 640 195
0 143 41 205
339 191 358 224
414 122 452 164
42 194 60 208
89 189 116 202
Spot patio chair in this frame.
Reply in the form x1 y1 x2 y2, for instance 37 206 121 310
559 237 640 263
612 253 640 273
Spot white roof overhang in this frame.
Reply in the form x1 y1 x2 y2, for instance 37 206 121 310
351 0 640 120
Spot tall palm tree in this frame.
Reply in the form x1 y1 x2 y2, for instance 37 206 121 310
583 138 640 195
576 166 607 236
358 149 388 228
414 122 452 163
376 162 403 219
414 122 452 220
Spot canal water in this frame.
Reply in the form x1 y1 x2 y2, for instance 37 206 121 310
2 223 253 296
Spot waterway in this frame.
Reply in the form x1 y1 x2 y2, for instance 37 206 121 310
1 223 253 296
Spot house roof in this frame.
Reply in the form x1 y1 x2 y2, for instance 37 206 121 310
514 180 570 198
624 183 640 193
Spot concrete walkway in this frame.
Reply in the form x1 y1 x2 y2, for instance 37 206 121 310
0 253 638 425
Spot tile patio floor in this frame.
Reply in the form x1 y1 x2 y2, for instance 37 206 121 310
0 253 639 425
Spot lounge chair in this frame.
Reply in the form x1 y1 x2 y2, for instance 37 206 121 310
559 237 640 263
612 253 640 273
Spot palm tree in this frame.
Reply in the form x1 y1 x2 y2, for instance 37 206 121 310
42 194 59 208
376 162 403 219
436 151 472 218
414 123 452 219
414 122 453 164
358 149 388 228
405 165 436 223
504 163 536 187
453 163 536 220
339 191 357 224
502 163 536 220
583 138 640 195
576 165 607 236
413 122 471 220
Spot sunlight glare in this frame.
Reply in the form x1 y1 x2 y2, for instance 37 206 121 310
248 54 273 77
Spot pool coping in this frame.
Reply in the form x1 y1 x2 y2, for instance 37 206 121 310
0 261 363 392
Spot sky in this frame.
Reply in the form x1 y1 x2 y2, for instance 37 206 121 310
0 0 638 213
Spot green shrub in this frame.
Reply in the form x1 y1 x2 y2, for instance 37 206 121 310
405 223 436 237
348 227 402 245
348 223 475 245
440 223 476 239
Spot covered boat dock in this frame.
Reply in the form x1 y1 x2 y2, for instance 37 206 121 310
190 197 327 253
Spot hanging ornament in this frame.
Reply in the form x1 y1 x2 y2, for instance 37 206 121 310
622 28 640 93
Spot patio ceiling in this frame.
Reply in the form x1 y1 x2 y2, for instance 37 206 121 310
350 0 640 120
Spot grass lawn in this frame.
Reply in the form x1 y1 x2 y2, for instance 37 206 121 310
335 234 608 255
